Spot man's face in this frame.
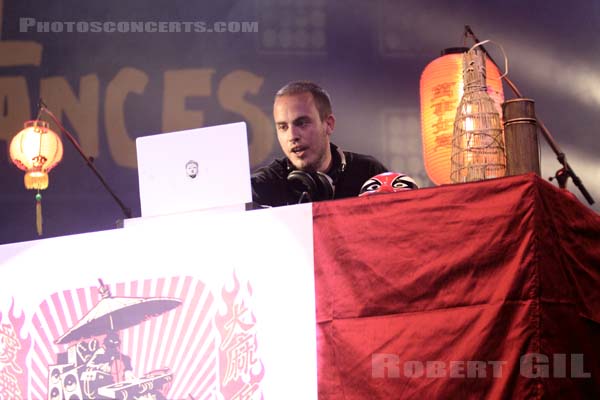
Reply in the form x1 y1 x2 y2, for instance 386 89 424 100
273 92 334 172
106 335 120 350
186 162 198 178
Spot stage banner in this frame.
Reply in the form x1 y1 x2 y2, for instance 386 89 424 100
0 204 317 400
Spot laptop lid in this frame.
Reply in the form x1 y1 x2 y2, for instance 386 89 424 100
136 122 251 217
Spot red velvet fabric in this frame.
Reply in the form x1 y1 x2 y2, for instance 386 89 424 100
313 173 600 399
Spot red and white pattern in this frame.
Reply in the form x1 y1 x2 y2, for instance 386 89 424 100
26 275 254 400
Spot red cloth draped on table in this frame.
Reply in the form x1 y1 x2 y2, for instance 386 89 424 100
313 173 600 399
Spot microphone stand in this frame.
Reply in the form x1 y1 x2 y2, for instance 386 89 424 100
38 100 133 219
465 25 595 205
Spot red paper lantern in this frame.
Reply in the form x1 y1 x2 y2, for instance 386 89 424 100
9 120 63 190
420 48 504 185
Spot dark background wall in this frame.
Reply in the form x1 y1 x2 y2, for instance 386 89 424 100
1 0 598 244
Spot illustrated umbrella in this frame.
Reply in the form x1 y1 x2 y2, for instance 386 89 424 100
55 280 182 345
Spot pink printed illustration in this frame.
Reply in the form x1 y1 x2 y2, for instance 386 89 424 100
24 275 264 400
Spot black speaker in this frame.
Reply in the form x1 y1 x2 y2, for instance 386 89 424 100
47 363 84 400
287 170 334 202
48 364 70 400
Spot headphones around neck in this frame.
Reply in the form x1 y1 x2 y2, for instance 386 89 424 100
286 147 346 203
287 170 334 202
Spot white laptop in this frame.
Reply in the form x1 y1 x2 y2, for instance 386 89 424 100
136 122 252 217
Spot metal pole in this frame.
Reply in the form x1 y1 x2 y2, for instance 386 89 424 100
465 25 594 205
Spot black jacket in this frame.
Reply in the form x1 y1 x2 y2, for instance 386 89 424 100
251 143 387 207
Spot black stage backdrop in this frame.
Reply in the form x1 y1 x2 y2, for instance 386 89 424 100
1 0 599 244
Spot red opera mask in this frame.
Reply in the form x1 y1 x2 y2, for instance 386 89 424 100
359 172 418 197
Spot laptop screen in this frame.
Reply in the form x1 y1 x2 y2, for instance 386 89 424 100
136 122 251 217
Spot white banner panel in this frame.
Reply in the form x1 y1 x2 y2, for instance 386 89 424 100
0 204 316 400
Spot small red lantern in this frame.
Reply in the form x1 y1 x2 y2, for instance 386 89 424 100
9 120 63 234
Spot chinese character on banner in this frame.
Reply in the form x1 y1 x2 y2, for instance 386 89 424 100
216 273 264 399
221 305 257 386
231 382 261 400
0 302 30 400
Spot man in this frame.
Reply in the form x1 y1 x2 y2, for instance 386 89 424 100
251 81 387 206
185 160 199 179
86 331 134 383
